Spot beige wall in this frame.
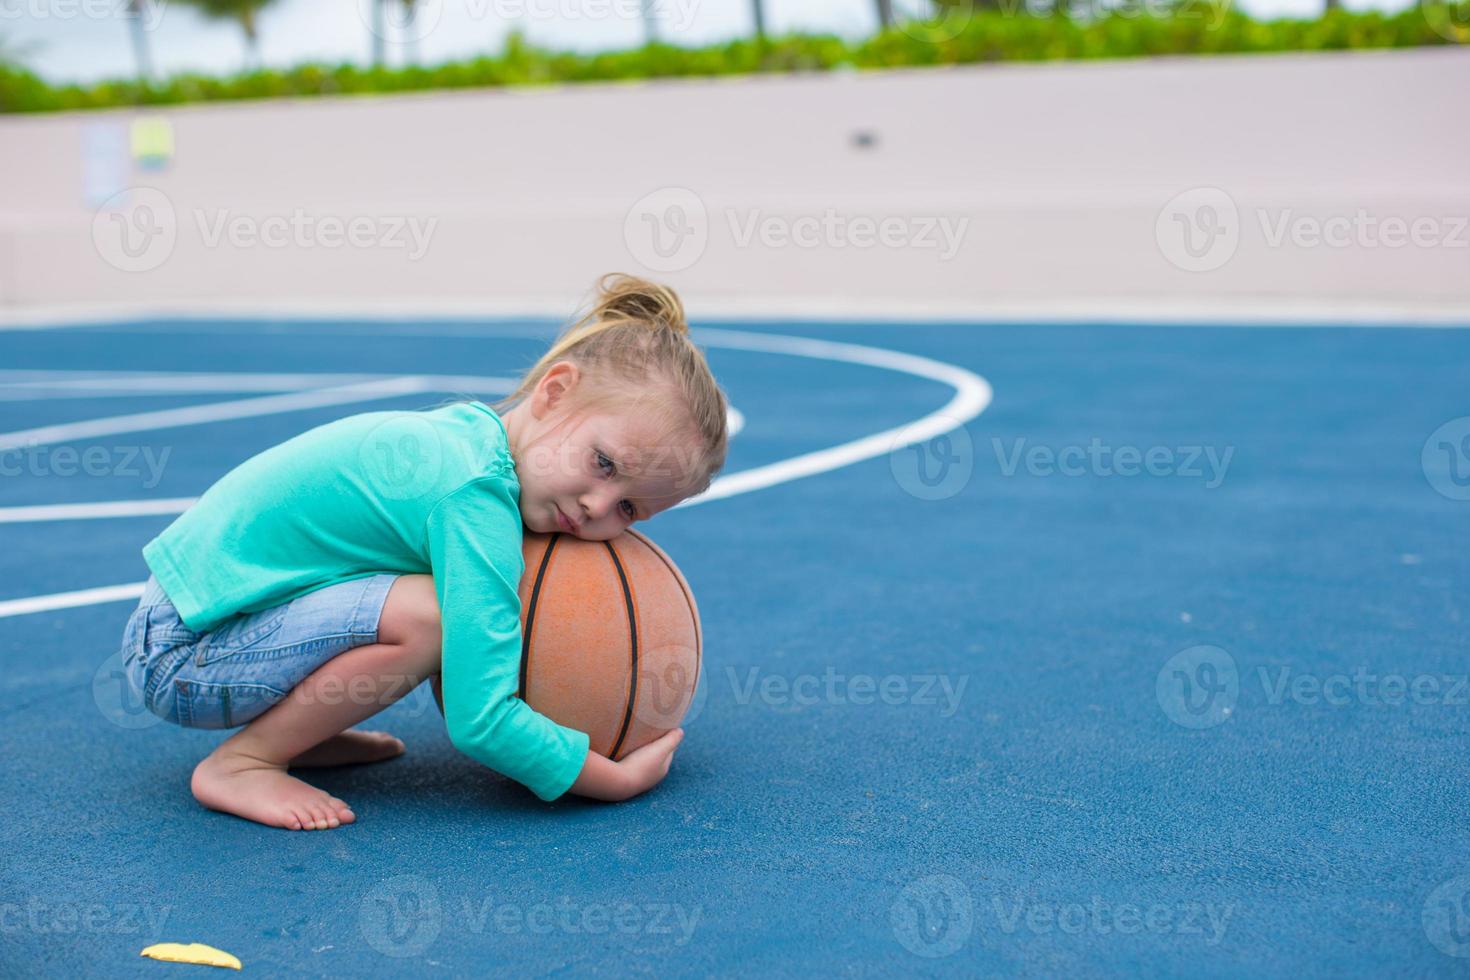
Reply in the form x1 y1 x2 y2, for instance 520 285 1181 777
1 47 1467 323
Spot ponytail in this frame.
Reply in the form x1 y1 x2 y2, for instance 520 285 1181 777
495 273 727 496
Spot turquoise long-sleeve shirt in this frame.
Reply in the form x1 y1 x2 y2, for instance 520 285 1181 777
142 401 590 801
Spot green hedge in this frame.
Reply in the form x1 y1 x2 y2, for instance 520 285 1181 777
2 5 1466 114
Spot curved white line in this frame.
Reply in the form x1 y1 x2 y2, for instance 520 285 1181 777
0 329 990 618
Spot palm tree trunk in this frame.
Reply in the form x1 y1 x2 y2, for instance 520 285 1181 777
126 0 154 80
751 0 767 38
401 0 419 65
641 0 658 44
875 0 893 30
371 0 386 66
239 8 260 69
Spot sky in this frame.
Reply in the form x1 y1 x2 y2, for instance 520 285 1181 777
0 0 1417 84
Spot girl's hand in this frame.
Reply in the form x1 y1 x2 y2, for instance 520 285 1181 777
570 729 684 802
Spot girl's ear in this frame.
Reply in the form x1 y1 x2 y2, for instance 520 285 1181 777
532 361 581 421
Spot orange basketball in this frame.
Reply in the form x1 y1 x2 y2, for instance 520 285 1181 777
433 528 702 761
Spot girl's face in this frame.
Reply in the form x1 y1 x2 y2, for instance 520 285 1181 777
504 363 701 542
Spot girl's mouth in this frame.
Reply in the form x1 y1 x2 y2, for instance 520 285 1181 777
555 505 577 534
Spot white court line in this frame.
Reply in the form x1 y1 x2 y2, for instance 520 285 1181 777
0 499 201 524
0 374 522 453
0 330 989 618
0 378 424 453
0 583 147 618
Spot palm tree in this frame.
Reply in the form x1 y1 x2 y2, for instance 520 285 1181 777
875 0 894 29
751 0 767 38
371 0 386 66
125 0 155 80
397 0 420 65
178 0 279 68
641 0 658 43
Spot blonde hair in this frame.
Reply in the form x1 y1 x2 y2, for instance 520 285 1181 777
493 273 729 498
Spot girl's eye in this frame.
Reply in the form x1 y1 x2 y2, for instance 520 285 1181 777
596 451 615 475
620 500 637 520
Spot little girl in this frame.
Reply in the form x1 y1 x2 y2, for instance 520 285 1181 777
117 274 728 831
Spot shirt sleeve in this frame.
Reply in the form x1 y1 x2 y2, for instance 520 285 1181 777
426 477 590 801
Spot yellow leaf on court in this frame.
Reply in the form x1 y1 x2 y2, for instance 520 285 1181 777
139 942 242 970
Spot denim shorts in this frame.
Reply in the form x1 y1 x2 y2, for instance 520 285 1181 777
119 573 400 730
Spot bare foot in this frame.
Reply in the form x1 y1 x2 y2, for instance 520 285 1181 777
192 747 356 831
289 730 405 769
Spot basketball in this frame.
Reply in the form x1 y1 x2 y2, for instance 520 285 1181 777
433 528 702 761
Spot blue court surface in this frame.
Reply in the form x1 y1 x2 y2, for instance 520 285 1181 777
1 318 1468 977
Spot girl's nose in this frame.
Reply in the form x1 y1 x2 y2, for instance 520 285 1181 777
581 489 615 522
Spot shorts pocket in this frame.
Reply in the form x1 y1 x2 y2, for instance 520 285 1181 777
175 678 289 730
194 610 288 667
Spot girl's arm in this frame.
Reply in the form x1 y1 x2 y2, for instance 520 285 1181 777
569 729 684 802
